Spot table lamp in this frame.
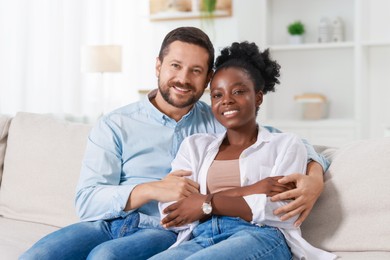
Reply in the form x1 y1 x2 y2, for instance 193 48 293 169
81 45 122 115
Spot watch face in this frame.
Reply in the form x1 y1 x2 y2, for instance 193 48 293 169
202 203 212 214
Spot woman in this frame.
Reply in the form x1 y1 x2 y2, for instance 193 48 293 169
151 42 336 260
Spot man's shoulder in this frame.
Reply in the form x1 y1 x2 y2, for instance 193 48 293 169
104 101 147 120
111 101 144 115
263 125 282 133
194 100 212 113
93 101 148 133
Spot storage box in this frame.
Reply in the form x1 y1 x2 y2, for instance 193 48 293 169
295 93 328 120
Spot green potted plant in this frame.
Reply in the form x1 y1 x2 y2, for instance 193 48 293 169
287 20 305 44
201 0 216 18
200 0 217 40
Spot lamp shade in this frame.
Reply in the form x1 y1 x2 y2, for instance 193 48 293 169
81 45 122 73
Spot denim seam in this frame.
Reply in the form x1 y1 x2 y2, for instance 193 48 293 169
243 232 291 260
101 220 116 240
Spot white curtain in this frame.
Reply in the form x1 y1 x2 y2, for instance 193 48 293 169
0 0 125 119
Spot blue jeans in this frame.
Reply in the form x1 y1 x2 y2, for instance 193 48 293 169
19 212 177 260
150 216 292 260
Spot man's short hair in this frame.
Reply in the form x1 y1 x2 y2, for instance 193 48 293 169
158 27 215 73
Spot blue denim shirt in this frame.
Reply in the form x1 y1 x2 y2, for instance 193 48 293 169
75 90 329 227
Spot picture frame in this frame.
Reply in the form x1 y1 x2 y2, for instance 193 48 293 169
149 0 232 21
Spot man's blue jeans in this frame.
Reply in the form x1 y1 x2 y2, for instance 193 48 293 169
19 212 177 260
150 216 292 260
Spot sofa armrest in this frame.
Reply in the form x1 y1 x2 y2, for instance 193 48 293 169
0 115 12 183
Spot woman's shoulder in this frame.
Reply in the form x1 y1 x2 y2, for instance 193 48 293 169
262 126 302 144
184 132 221 143
179 133 222 155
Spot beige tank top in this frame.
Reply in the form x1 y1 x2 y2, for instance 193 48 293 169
207 159 241 193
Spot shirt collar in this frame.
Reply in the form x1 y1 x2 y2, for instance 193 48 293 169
143 89 196 125
141 89 168 123
255 126 273 147
207 125 273 152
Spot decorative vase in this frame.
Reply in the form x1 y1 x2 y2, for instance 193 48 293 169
318 17 332 43
331 17 344 42
191 0 200 12
289 35 303 44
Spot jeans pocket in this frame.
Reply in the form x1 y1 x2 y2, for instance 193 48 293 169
109 212 140 238
192 219 211 238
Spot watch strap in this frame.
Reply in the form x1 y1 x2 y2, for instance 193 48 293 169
205 193 214 204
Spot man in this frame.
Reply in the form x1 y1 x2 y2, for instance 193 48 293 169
21 27 327 260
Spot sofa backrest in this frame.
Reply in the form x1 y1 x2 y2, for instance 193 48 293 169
1 112 390 253
0 112 92 227
302 137 390 252
0 115 11 184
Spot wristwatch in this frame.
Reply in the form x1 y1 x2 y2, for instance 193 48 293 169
201 193 214 215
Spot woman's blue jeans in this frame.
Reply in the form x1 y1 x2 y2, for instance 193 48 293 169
150 216 292 260
19 212 177 260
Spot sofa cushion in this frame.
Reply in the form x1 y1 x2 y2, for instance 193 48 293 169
0 115 12 183
332 251 390 260
0 217 59 259
0 112 92 227
302 137 390 252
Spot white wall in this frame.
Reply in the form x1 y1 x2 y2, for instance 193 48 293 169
114 0 262 96
0 0 265 117
1 0 388 139
77 0 390 139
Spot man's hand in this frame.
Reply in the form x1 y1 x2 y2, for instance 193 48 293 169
158 170 200 201
125 170 199 210
161 193 206 228
271 162 324 227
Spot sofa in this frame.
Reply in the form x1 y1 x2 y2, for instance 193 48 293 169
0 112 389 259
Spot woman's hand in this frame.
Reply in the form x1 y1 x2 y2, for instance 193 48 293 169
161 193 206 228
218 176 295 198
248 176 295 197
271 161 324 227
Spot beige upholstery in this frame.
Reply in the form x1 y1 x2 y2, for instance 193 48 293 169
0 217 59 260
302 137 390 253
0 112 91 227
0 112 389 259
0 115 11 183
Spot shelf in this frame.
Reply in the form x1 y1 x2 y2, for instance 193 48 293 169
362 41 390 47
149 10 230 21
260 0 364 144
261 118 358 147
269 42 355 51
262 119 357 128
265 0 355 48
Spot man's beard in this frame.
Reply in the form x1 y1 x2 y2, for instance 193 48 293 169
158 79 202 108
